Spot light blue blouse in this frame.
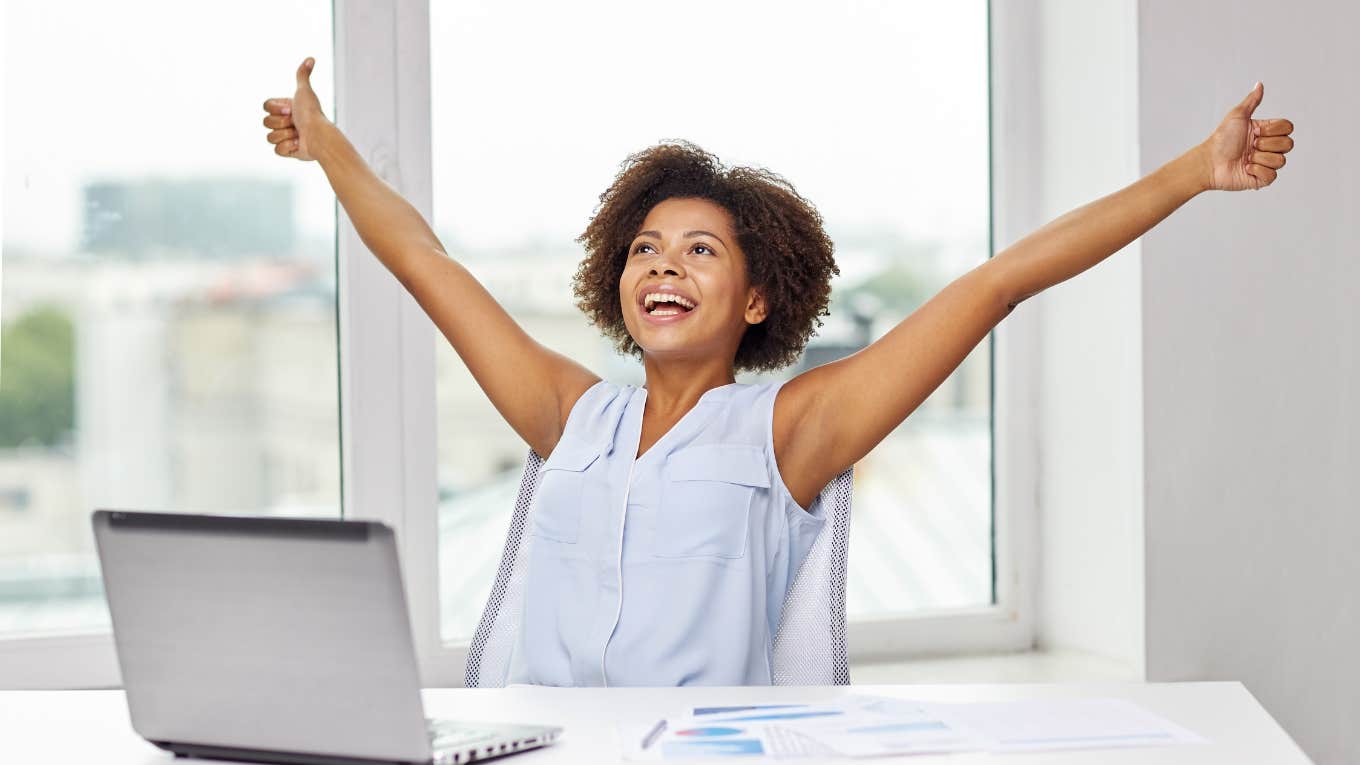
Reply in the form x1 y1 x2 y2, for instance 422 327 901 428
503 378 828 687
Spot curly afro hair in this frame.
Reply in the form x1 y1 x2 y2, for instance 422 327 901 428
573 140 840 374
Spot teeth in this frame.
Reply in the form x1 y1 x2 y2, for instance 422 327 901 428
643 292 696 311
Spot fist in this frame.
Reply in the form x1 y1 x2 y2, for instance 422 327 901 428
1201 82 1295 191
261 57 331 161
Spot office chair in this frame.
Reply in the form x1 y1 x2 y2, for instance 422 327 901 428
465 449 854 687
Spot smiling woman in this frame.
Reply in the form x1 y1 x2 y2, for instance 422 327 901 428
261 44 1293 684
480 145 858 685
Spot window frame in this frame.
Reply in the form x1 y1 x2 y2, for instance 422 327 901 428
0 0 1040 689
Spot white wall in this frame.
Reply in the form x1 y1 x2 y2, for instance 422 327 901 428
1136 2 1359 763
1026 1 1356 760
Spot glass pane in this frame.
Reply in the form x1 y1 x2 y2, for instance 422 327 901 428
432 0 991 643
0 1 338 637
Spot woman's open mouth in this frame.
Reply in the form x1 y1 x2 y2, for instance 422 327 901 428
640 291 698 324
641 299 696 322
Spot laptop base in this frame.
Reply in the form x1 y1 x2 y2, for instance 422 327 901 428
159 740 425 765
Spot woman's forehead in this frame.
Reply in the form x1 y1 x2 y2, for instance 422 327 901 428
638 197 735 236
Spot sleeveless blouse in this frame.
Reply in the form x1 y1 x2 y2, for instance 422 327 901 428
503 378 827 686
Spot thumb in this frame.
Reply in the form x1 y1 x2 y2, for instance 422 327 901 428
295 57 316 90
1233 81 1264 116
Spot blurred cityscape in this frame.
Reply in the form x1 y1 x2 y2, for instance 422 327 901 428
0 178 341 633
0 176 992 640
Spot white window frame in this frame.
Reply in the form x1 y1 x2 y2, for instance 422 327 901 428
0 0 1040 689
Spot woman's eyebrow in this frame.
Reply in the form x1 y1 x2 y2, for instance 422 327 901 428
635 229 729 248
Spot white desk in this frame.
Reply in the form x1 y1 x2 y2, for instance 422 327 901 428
1 683 1309 764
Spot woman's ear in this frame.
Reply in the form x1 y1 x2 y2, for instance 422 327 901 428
744 286 769 325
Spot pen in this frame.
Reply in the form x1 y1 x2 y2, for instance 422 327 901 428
641 718 667 749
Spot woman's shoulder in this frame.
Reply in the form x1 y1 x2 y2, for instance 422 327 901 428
564 377 629 418
555 378 635 450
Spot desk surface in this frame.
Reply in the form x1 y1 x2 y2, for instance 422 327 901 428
1 682 1309 764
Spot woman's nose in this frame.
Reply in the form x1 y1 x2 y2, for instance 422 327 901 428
649 254 683 276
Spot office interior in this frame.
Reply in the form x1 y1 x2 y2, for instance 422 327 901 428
0 1 1353 763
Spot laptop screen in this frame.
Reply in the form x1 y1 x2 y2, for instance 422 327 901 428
92 511 432 762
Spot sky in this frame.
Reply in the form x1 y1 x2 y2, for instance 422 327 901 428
3 0 988 260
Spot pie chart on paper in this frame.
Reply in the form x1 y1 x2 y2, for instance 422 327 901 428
675 727 745 737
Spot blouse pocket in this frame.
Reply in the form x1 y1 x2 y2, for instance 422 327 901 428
655 444 770 559
529 439 602 544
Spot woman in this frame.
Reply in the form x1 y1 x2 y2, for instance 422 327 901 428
262 58 1294 686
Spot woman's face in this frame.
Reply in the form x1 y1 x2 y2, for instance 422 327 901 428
619 196 767 364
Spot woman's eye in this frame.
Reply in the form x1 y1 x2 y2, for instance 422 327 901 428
631 242 715 255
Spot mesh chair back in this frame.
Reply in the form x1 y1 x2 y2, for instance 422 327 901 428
465 449 853 687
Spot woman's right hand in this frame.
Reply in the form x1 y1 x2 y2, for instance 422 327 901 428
261 57 330 161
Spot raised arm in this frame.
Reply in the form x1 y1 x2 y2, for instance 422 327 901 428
989 83 1293 310
775 83 1295 508
262 58 600 458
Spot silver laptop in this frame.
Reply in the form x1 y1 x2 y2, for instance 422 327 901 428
92 510 561 765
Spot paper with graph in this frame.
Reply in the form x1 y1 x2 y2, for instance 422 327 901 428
619 693 1206 759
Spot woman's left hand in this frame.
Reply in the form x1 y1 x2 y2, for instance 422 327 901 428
1200 82 1295 191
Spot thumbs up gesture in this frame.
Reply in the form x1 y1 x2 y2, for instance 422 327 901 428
1201 82 1295 191
261 57 330 161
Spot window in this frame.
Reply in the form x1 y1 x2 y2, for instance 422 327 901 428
0 1 339 638
430 0 993 645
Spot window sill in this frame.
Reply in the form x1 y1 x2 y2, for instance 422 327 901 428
850 648 1140 685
